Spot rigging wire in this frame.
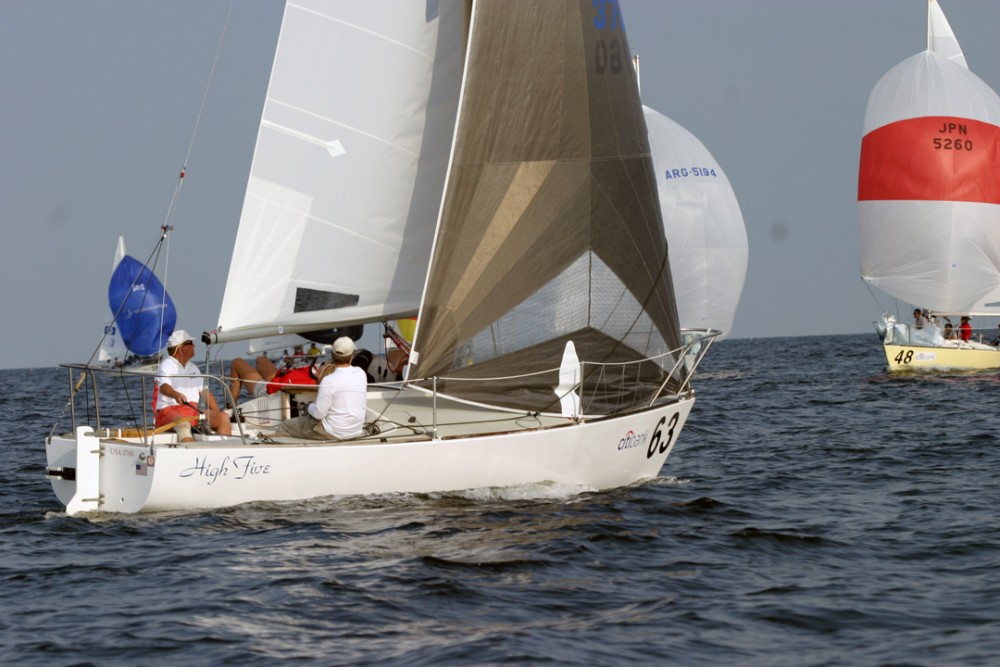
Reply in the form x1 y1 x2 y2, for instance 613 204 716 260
155 0 233 361
58 5 237 436
89 2 235 369
161 0 235 235
863 279 898 323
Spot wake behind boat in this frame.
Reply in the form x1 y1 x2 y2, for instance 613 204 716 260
46 0 718 515
859 0 1000 372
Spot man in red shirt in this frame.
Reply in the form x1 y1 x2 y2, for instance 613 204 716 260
960 316 973 341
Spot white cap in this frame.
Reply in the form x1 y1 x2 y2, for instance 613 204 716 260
167 329 192 348
332 336 355 357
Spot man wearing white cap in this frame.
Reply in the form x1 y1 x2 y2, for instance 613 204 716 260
154 329 231 442
277 336 367 440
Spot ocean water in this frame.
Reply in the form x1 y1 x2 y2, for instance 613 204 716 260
2 333 998 666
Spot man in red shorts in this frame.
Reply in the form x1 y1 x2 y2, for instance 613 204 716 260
154 329 232 441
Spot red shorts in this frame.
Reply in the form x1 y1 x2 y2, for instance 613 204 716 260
155 404 200 428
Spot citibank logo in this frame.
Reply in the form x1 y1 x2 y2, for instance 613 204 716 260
618 429 648 451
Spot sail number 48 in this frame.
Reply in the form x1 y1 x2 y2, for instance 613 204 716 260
893 350 914 365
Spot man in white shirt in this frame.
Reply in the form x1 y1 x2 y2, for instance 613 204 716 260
155 329 231 442
276 336 368 440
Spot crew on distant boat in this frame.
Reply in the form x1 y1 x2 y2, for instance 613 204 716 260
275 337 368 440
959 316 973 341
943 323 957 340
154 329 232 442
913 309 928 329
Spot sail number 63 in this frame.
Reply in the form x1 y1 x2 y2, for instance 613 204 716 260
646 413 680 459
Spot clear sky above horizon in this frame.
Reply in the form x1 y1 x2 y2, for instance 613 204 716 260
4 0 1000 370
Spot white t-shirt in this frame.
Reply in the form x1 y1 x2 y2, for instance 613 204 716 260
155 356 206 410
308 365 367 438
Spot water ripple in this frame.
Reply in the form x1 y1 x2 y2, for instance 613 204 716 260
4 336 1000 665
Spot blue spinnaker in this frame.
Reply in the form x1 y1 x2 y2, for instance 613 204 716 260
108 256 176 356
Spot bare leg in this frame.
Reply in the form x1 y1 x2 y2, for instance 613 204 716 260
229 357 265 401
205 392 233 435
255 355 280 382
208 408 232 435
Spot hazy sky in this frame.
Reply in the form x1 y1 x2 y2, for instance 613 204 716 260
4 0 1000 370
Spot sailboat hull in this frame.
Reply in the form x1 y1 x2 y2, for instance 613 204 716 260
46 396 695 515
882 342 1000 372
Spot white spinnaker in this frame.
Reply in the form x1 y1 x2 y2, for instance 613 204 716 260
858 0 1000 314
860 199 1000 313
860 52 1000 137
643 106 747 338
215 1 466 342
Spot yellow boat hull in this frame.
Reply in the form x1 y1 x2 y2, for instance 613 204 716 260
883 343 1000 372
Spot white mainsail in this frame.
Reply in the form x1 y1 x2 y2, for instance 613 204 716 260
98 234 128 363
928 0 966 69
859 0 1000 315
643 106 747 338
212 1 467 343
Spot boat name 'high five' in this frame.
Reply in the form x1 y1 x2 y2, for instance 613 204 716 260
180 456 271 485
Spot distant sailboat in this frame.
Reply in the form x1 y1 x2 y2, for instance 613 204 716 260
107 249 176 358
47 0 716 515
859 0 1000 371
97 235 128 366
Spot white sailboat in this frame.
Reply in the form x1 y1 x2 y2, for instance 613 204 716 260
97 235 128 366
859 0 1000 371
46 0 716 515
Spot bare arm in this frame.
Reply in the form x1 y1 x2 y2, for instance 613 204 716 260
160 382 193 406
